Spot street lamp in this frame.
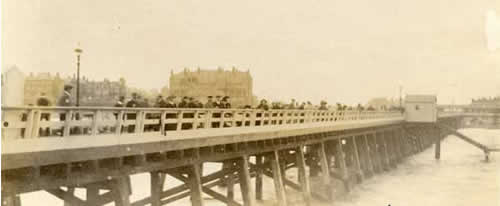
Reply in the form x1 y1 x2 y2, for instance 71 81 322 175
74 47 83 107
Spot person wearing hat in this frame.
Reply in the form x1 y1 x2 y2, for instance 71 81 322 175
164 96 177 108
256 99 269 110
319 100 328 110
154 95 166 108
178 96 189 108
204 96 215 108
214 95 222 108
57 85 73 136
58 85 73 107
221 96 231 109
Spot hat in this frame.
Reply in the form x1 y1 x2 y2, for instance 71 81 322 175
216 95 222 98
183 96 189 99
207 96 213 98
64 85 73 90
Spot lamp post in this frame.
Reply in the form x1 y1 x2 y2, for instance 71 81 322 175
74 48 83 107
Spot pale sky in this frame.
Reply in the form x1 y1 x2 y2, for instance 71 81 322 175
2 0 500 105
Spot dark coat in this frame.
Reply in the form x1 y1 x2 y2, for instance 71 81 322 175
57 92 72 106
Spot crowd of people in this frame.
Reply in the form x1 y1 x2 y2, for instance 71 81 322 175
33 84 402 113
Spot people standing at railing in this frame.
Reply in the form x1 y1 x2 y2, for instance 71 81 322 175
57 85 74 136
288 99 296 109
154 95 167 108
164 96 177 108
178 97 189 108
213 95 222 108
125 93 139 133
221 96 231 108
36 92 51 136
204 96 215 108
256 99 269 110
318 101 328 110
115 96 125 107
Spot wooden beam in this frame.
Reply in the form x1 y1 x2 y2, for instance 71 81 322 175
237 155 256 206
270 150 287 206
86 185 100 206
363 134 374 175
46 188 87 206
187 164 204 206
336 139 349 192
150 171 163 206
64 186 75 206
255 155 264 200
351 136 364 180
295 146 311 206
112 177 131 206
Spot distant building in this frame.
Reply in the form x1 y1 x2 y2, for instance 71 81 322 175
65 77 127 106
2 66 25 106
24 72 65 106
169 67 255 107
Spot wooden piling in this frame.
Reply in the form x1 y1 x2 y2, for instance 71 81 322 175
64 187 75 206
363 134 374 175
187 164 205 206
237 155 256 206
150 171 164 206
295 146 312 206
112 177 131 206
255 155 264 200
351 136 364 180
86 185 100 206
270 150 287 206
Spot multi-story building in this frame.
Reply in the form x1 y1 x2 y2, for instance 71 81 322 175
169 67 255 107
65 77 127 106
2 66 25 106
24 72 65 106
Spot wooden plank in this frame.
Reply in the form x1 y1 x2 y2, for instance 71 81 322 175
270 150 287 206
295 146 311 206
237 155 256 206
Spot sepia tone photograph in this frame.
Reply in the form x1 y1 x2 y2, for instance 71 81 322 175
1 0 500 206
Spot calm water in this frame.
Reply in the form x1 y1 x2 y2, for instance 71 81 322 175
20 128 500 206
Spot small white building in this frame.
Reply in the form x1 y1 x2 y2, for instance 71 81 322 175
405 95 437 123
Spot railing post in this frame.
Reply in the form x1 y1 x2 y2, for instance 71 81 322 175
115 110 124 135
63 110 73 137
91 110 100 136
176 111 183 131
160 111 167 135
31 110 42 138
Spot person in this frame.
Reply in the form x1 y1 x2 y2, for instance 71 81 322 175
319 101 328 110
178 97 189 108
154 95 166 108
188 97 199 108
125 93 139 133
126 93 139 108
164 96 177 108
113 96 126 132
204 96 215 108
256 99 269 110
57 85 73 136
221 96 231 109
299 102 306 110
288 99 296 109
115 96 125 107
214 96 222 108
36 92 51 136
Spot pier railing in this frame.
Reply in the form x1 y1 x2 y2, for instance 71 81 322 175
2 106 403 140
